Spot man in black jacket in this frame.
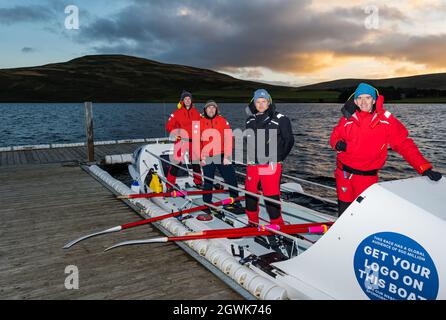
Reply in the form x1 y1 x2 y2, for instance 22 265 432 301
244 89 294 227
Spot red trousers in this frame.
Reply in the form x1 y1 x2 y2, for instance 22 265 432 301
335 168 378 203
245 163 284 226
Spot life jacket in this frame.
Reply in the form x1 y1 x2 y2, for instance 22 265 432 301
146 169 163 193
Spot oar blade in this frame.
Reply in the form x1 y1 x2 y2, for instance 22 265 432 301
63 226 121 249
104 237 168 252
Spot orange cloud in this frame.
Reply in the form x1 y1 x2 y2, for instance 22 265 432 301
271 52 350 74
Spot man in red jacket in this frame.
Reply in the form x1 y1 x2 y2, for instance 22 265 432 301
165 90 202 188
330 83 442 215
198 100 240 219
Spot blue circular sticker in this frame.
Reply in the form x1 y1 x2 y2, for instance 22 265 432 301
353 232 439 300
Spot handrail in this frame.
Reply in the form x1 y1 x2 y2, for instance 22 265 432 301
233 170 337 205
232 160 337 192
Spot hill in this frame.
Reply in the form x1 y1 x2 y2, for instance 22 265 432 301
0 55 334 103
1 55 445 103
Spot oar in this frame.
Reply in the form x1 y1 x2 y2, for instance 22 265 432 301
63 196 245 249
104 222 333 251
117 189 227 199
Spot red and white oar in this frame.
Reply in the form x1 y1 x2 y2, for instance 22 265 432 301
104 222 333 251
63 196 244 249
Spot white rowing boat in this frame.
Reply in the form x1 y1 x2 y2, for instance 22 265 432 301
85 140 446 300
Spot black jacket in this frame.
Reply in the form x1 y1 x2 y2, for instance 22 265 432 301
245 102 294 164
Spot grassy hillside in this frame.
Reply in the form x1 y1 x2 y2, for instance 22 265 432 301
1 54 445 103
0 55 336 103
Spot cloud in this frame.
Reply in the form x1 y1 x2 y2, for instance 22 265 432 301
220 67 265 80
389 35 446 69
333 32 446 70
70 0 446 76
76 0 370 72
21 47 35 53
0 5 55 25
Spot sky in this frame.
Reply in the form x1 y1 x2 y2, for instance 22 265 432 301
1 0 446 87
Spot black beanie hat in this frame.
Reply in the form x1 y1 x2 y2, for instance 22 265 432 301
180 90 192 101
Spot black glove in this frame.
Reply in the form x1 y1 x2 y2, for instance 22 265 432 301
422 169 442 181
335 140 347 152
341 96 358 119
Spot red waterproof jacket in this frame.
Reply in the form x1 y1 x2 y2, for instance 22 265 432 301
200 114 233 159
165 102 201 139
330 96 432 174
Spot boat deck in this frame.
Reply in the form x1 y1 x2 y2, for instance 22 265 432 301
0 158 242 299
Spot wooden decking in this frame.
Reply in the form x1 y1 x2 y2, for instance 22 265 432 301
0 162 242 299
0 143 144 167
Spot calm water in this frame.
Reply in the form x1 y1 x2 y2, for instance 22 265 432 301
1 103 445 188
